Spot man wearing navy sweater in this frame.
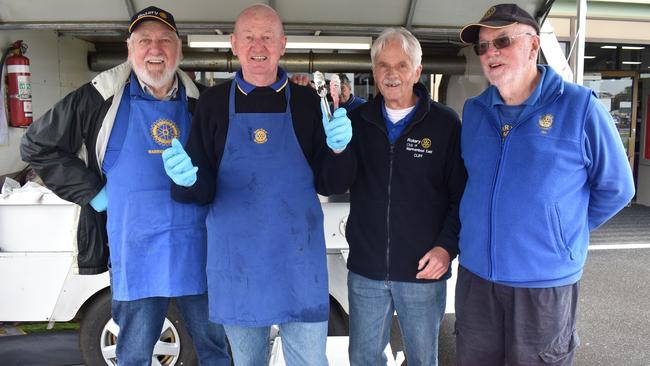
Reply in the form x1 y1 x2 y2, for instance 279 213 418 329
162 4 354 366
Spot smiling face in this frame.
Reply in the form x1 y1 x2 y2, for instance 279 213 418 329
478 24 539 90
372 40 422 109
127 20 182 93
231 5 287 87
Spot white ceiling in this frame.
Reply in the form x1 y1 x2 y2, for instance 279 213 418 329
1 0 554 45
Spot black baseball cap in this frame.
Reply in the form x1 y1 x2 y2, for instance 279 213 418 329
129 6 178 34
460 3 540 44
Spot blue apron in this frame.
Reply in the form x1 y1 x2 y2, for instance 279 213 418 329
105 74 208 301
206 81 329 326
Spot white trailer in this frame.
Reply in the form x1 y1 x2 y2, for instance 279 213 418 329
0 188 353 365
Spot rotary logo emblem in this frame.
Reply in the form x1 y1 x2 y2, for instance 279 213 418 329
253 128 268 144
421 138 432 149
150 119 179 147
482 6 496 19
538 114 553 132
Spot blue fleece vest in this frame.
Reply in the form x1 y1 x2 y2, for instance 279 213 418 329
459 66 634 288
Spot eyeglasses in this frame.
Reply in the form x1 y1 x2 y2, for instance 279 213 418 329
473 33 535 56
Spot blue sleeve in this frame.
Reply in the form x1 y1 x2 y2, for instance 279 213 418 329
583 94 635 230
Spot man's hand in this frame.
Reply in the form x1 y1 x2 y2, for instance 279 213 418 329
416 247 450 280
290 74 314 89
89 185 108 212
322 104 352 153
162 138 198 187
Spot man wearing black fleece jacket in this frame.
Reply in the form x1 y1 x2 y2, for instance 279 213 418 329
345 27 466 366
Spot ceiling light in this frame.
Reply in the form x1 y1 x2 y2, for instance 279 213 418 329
188 35 372 50
622 61 642 65
287 36 372 50
188 35 231 48
600 45 617 49
622 46 645 50
584 56 596 59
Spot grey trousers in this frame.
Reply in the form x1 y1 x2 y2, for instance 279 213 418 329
455 266 580 366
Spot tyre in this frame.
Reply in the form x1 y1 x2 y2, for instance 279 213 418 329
78 290 198 366
327 297 349 336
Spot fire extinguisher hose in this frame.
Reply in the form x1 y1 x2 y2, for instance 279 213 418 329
0 46 12 72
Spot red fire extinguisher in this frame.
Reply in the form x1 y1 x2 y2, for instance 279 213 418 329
4 40 33 127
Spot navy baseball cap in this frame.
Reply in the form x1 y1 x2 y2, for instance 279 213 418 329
129 6 178 34
460 3 540 44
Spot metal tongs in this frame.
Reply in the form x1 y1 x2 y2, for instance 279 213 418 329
313 71 331 121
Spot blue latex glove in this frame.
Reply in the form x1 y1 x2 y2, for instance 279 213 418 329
162 138 198 187
322 104 352 152
89 186 108 212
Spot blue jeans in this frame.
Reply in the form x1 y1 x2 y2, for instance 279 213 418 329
348 271 446 366
112 294 230 366
224 321 328 366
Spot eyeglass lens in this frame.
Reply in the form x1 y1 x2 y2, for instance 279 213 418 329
474 36 512 56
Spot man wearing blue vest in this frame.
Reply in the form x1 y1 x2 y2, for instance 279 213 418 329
456 4 635 365
21 6 230 366
162 4 353 365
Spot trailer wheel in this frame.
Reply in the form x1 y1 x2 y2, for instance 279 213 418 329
78 290 198 366
327 297 349 336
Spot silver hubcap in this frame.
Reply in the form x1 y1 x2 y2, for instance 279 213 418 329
100 318 182 366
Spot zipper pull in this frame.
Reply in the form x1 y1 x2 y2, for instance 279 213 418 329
501 124 512 141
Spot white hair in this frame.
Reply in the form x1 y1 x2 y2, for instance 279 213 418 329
371 27 422 69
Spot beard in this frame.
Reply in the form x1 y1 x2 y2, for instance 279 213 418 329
130 52 181 90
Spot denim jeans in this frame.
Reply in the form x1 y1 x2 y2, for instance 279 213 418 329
112 294 230 366
348 271 446 366
224 321 328 366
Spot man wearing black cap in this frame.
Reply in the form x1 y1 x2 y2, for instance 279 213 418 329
21 6 230 366
455 3 635 366
337 74 367 112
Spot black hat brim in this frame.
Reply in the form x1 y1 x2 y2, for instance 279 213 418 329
459 21 519 44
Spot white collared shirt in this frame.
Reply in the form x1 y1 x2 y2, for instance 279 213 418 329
138 76 179 101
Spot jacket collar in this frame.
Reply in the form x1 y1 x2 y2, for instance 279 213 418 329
361 82 431 130
91 62 200 101
474 65 564 109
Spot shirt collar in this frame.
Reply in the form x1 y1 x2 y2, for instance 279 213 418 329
341 95 356 107
381 98 420 126
137 74 179 101
488 65 547 107
234 68 288 95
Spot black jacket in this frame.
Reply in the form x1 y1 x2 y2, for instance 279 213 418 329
20 63 201 274
345 83 467 282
